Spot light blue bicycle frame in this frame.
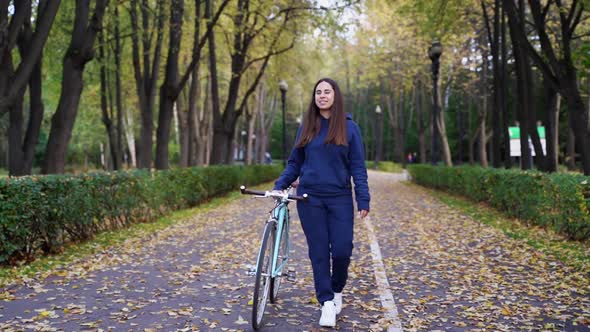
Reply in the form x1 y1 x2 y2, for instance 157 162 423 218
256 199 290 278
271 200 290 277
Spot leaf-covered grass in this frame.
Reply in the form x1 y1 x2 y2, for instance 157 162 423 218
419 184 590 273
366 161 404 173
0 183 269 287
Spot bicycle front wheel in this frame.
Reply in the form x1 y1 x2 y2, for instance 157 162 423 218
270 220 287 303
252 222 274 330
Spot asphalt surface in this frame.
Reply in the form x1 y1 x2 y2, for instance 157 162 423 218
1 170 588 331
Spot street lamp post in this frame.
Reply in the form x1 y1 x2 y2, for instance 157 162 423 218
374 105 383 170
279 80 289 167
428 40 443 166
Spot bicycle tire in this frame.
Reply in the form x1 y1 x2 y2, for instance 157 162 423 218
252 222 274 330
270 219 287 303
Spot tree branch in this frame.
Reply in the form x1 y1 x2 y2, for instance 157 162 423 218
237 40 295 116
241 43 292 73
0 0 31 66
541 0 553 21
174 0 231 98
568 2 584 40
564 0 578 28
527 0 562 75
480 0 494 49
0 0 60 116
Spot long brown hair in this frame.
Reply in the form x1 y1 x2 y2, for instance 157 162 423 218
296 78 347 147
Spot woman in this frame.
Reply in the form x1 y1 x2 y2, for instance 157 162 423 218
273 78 370 327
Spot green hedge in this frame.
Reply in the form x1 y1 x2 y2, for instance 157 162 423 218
365 161 404 173
0 164 282 264
407 165 590 241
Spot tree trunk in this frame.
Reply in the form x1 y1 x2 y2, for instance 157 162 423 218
99 30 120 171
0 0 60 118
567 120 576 170
501 2 511 169
187 1 203 167
8 82 26 175
4 0 54 175
245 101 256 165
255 84 267 164
468 93 475 164
22 56 44 174
543 77 559 172
505 0 532 170
481 0 503 167
417 79 426 163
563 79 590 174
197 76 211 165
387 92 403 164
114 4 124 169
205 77 214 166
176 89 190 167
206 0 223 163
155 0 184 170
504 0 589 173
42 0 108 174
130 0 165 169
256 86 276 164
209 0 294 164
10 0 47 175
479 41 489 167
478 114 488 167
457 92 465 164
123 108 137 167
439 71 453 166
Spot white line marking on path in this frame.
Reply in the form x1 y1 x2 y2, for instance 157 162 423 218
365 215 403 332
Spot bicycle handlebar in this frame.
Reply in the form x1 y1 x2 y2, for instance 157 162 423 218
240 185 308 202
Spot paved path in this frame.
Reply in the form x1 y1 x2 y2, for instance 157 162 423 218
1 171 589 331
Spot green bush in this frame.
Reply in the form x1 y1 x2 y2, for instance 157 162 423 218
407 165 590 241
0 164 282 264
365 161 404 173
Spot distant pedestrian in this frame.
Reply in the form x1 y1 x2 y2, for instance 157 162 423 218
272 78 370 328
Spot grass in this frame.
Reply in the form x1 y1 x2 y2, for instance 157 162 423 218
0 168 7 178
366 161 404 173
0 182 272 287
416 184 590 273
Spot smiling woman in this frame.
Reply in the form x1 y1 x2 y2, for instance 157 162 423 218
272 77 370 328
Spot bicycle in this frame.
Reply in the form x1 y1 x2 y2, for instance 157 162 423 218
240 185 308 330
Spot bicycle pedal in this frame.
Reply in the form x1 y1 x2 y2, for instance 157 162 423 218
285 269 297 282
245 265 256 276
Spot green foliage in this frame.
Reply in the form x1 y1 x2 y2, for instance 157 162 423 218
365 161 404 173
0 164 282 265
408 165 590 241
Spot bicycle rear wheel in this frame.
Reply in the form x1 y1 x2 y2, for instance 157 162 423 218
252 222 274 330
270 220 287 303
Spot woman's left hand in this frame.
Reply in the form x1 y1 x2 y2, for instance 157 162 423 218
358 210 369 219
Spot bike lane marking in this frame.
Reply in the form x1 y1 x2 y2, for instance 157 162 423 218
365 215 403 332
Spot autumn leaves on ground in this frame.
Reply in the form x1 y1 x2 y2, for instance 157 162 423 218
1 171 589 331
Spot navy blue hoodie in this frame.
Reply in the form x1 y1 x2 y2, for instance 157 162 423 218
274 113 370 211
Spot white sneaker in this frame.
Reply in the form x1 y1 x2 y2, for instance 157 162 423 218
319 300 336 327
333 292 343 314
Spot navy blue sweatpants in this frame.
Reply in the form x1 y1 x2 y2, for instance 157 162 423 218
297 193 354 304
